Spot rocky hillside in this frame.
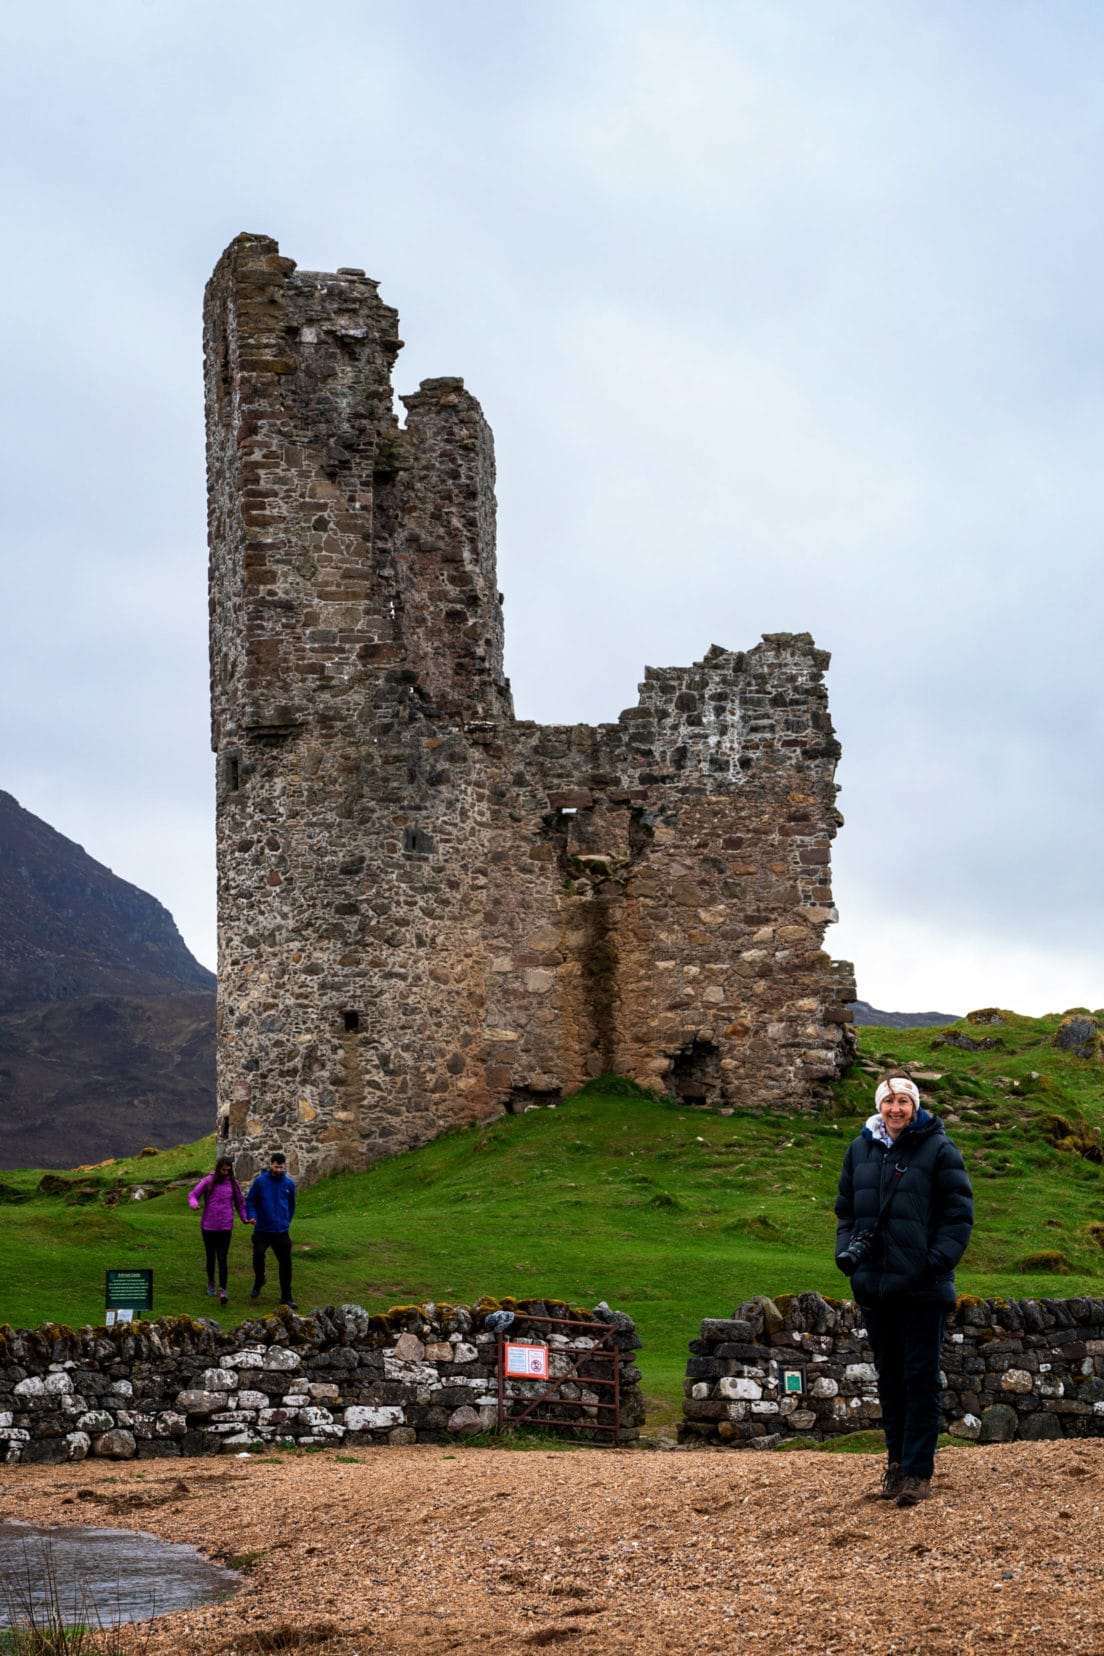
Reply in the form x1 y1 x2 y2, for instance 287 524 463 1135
0 791 214 1166
850 998 960 1028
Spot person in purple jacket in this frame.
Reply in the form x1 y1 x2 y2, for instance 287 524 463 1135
188 1157 253 1305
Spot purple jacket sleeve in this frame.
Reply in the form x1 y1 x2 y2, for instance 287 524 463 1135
234 1180 249 1224
188 1174 212 1212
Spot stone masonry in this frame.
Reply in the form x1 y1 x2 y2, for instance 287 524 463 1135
0 1299 643 1463
680 1292 1104 1448
206 233 856 1182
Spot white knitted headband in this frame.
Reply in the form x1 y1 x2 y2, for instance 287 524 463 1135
874 1077 920 1110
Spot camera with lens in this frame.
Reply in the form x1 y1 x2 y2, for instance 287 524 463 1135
836 1229 876 1277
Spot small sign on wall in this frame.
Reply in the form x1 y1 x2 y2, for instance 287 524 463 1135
781 1364 806 1395
504 1341 549 1379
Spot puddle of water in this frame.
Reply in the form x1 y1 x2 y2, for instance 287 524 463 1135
0 1521 239 1626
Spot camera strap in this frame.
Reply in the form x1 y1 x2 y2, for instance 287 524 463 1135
869 1157 909 1239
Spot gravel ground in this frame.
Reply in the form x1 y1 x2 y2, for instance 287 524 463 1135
3 1440 1104 1654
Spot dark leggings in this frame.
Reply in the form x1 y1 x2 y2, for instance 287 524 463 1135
203 1229 232 1289
863 1298 946 1479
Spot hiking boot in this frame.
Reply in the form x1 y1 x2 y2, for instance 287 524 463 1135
283 1300 299 1311
249 1286 262 1300
206 1282 217 1296
896 1477 932 1508
219 1289 229 1305
876 1463 905 1500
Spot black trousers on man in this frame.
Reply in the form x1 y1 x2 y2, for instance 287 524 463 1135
252 1230 293 1302
862 1298 946 1479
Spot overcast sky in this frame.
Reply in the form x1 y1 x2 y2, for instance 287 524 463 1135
2 1 1101 1016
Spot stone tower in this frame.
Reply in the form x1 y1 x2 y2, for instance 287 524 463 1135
206 233 855 1183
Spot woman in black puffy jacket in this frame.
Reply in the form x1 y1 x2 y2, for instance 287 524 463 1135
835 1074 973 1507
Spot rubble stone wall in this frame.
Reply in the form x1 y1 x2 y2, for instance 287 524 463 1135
206 233 855 1183
0 1300 643 1465
680 1292 1104 1448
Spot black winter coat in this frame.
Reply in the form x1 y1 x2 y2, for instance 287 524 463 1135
834 1108 973 1310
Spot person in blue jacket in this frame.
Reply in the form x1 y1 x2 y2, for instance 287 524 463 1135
835 1075 973 1508
245 1150 298 1310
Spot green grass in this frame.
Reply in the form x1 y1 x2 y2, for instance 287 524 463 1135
0 1007 1102 1425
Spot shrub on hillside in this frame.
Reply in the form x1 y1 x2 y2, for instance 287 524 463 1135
1017 1251 1072 1274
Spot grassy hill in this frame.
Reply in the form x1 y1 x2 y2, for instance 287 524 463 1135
0 1007 1101 1429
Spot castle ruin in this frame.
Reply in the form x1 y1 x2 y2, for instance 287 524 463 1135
206 234 856 1183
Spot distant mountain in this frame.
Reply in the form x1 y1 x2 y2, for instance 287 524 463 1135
850 999 960 1029
0 790 213 1008
0 791 215 1167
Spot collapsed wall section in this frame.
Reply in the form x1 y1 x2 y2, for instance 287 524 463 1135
481 636 855 1111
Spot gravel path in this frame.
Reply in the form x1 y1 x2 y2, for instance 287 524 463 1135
3 1441 1104 1653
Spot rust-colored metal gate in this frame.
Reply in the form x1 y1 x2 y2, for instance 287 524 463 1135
496 1313 623 1445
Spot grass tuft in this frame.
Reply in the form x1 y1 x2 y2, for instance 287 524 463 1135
1017 1251 1072 1274
225 1624 341 1653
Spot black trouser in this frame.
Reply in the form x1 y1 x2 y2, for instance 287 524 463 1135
252 1230 293 1301
203 1229 232 1289
863 1298 946 1479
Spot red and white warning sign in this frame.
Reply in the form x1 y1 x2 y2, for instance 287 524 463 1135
504 1341 549 1379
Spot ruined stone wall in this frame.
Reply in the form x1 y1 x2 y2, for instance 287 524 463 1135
679 1293 1104 1449
480 639 855 1109
0 1300 643 1464
207 234 855 1182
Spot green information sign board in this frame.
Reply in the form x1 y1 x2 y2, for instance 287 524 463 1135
105 1269 154 1317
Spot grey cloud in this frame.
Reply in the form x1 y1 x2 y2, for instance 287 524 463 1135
0 0 1100 1010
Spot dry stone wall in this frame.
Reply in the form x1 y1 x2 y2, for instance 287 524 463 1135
680 1292 1104 1448
0 1300 642 1464
206 234 855 1183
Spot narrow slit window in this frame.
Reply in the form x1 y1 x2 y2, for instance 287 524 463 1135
343 1010 360 1033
